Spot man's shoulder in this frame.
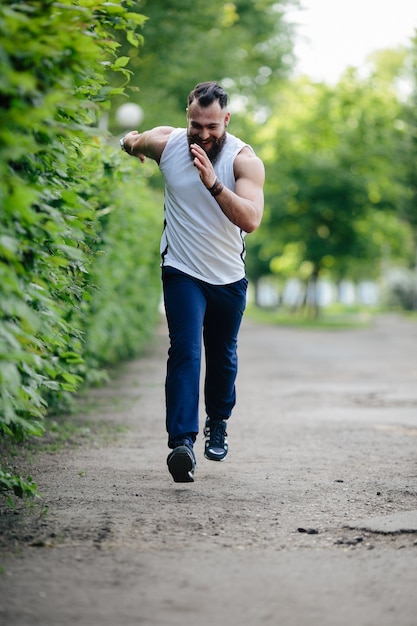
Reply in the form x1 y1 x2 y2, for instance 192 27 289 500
165 126 185 139
145 126 180 162
224 132 253 155
225 134 260 162
159 128 189 165
233 143 265 181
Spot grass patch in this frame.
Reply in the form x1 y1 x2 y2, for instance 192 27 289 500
245 304 376 329
0 415 128 507
29 415 129 454
1 357 138 507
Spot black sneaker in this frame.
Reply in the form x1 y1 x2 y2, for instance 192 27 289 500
167 443 196 483
204 418 228 461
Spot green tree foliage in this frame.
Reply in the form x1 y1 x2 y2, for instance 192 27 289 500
0 1 161 501
110 0 297 129
403 33 417 233
248 69 415 311
397 32 417 308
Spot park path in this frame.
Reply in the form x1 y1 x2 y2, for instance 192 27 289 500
1 313 417 625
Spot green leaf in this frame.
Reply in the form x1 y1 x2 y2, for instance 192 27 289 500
113 56 130 68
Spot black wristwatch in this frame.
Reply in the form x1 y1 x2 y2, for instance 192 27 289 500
120 137 130 153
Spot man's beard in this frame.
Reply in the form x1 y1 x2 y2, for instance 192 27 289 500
187 132 227 164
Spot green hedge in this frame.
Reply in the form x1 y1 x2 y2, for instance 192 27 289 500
82 149 162 372
0 1 161 502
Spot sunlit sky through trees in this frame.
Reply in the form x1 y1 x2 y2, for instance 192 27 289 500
286 0 417 83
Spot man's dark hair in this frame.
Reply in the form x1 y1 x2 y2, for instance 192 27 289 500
188 82 228 109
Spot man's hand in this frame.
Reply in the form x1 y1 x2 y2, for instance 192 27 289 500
124 130 146 163
189 143 217 189
190 143 265 233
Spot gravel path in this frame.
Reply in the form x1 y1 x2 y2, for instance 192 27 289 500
1 314 417 625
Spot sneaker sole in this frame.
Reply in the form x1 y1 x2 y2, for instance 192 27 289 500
167 446 195 483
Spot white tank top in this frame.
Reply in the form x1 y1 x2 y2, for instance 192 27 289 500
159 128 251 285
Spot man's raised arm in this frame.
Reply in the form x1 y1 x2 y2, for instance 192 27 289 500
121 126 174 164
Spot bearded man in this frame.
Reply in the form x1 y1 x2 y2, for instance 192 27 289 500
121 81 265 483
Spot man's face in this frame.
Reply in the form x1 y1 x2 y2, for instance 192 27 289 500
187 100 231 163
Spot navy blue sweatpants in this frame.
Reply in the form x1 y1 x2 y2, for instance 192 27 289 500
162 266 248 448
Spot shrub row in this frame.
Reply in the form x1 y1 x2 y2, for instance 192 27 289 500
0 1 161 502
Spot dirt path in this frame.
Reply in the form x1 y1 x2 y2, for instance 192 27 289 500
1 314 417 626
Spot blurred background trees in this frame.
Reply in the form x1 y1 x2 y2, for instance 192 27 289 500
108 0 417 314
249 64 416 313
109 0 296 129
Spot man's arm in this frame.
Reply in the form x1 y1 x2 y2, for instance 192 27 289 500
122 126 174 164
190 144 265 233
